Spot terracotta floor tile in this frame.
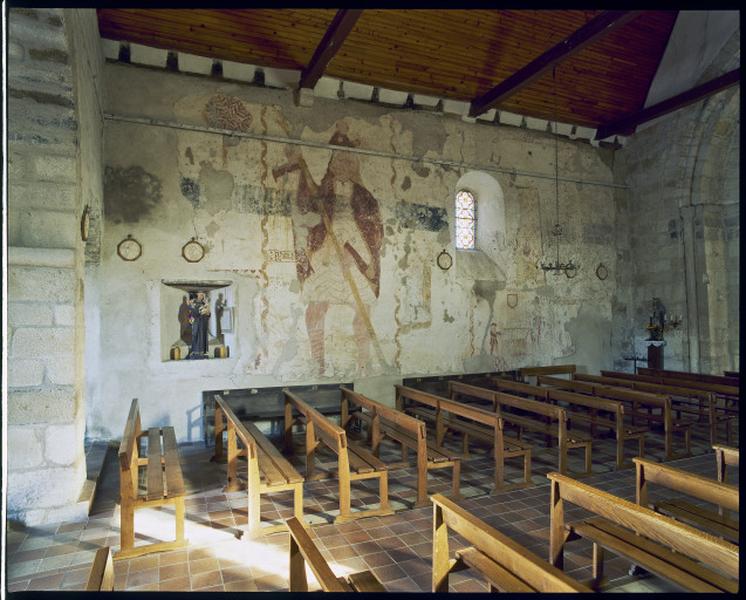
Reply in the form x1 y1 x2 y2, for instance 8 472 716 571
189 556 220 574
362 550 394 568
125 566 158 588
320 533 348 549
26 572 65 591
159 575 190 591
351 540 383 556
372 563 407 583
159 561 189 581
159 549 188 566
129 553 159 572
342 529 372 544
221 565 252 583
224 578 258 592
190 568 223 590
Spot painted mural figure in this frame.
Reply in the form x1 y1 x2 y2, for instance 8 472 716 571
178 295 192 346
187 292 211 359
273 122 384 374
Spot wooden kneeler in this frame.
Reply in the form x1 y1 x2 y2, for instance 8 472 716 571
115 398 187 560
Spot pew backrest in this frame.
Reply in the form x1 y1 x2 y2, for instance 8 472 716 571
286 516 350 592
285 389 347 452
638 367 739 387
215 395 258 461
600 370 738 398
118 398 142 472
713 444 739 483
547 471 739 579
520 364 576 378
634 457 739 513
341 387 425 440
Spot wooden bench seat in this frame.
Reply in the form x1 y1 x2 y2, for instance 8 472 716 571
452 380 593 476
212 395 304 537
284 389 393 523
341 387 460 507
548 374 695 459
638 367 739 388
286 516 385 592
86 547 114 591
116 398 187 560
502 376 646 469
431 493 590 592
634 457 739 544
577 372 737 445
397 384 532 491
548 472 739 592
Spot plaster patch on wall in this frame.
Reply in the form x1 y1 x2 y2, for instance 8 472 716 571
103 165 162 224
401 176 412 191
395 201 448 232
198 162 234 214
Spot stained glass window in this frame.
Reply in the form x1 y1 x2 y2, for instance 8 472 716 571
455 189 476 250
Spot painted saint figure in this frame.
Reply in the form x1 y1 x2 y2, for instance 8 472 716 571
272 122 384 374
187 291 211 359
178 295 192 346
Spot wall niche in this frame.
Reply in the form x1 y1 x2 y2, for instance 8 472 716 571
160 280 234 362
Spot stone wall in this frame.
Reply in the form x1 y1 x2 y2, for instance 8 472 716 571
613 28 739 373
90 61 625 441
6 8 104 525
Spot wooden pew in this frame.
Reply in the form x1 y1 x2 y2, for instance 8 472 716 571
286 516 385 592
397 384 532 491
498 377 646 470
519 364 576 385
439 381 591 476
212 394 304 537
633 457 739 544
548 472 739 592
638 367 739 387
115 399 187 560
724 370 739 379
86 547 114 591
548 375 694 459
600 369 739 403
340 387 460 507
714 444 739 483
283 390 393 523
574 372 734 446
431 493 590 592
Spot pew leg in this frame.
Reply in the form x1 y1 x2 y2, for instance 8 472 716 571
584 443 592 475
119 500 135 554
638 435 645 460
462 433 469 457
174 497 185 543
289 535 308 592
293 484 304 525
591 543 604 591
401 445 409 463
684 429 691 456
339 474 351 522
616 436 624 470
379 472 391 513
451 460 461 499
523 449 532 486
432 504 451 593
247 483 262 538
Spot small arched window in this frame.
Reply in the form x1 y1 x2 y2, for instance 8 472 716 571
455 189 477 250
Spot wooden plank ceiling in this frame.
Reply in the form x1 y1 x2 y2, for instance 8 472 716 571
97 9 678 129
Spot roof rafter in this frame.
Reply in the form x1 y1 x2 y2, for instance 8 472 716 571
299 9 363 90
595 68 740 139
468 10 642 118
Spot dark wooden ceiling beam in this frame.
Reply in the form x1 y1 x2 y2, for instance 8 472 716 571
299 9 363 89
468 10 642 118
595 68 740 139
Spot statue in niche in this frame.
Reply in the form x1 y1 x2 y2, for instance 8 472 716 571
186 291 211 359
178 295 192 346
214 292 226 343
272 121 384 375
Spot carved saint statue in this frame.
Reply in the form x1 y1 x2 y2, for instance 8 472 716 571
214 292 226 343
187 291 211 359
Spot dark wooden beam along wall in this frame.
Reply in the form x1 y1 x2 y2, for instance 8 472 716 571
595 68 741 139
299 9 363 90
468 10 643 118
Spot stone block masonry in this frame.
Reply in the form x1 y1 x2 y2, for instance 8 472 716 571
6 7 104 526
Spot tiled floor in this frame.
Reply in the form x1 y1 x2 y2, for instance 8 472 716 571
4 416 737 593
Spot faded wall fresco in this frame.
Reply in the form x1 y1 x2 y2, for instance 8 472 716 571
89 63 621 440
